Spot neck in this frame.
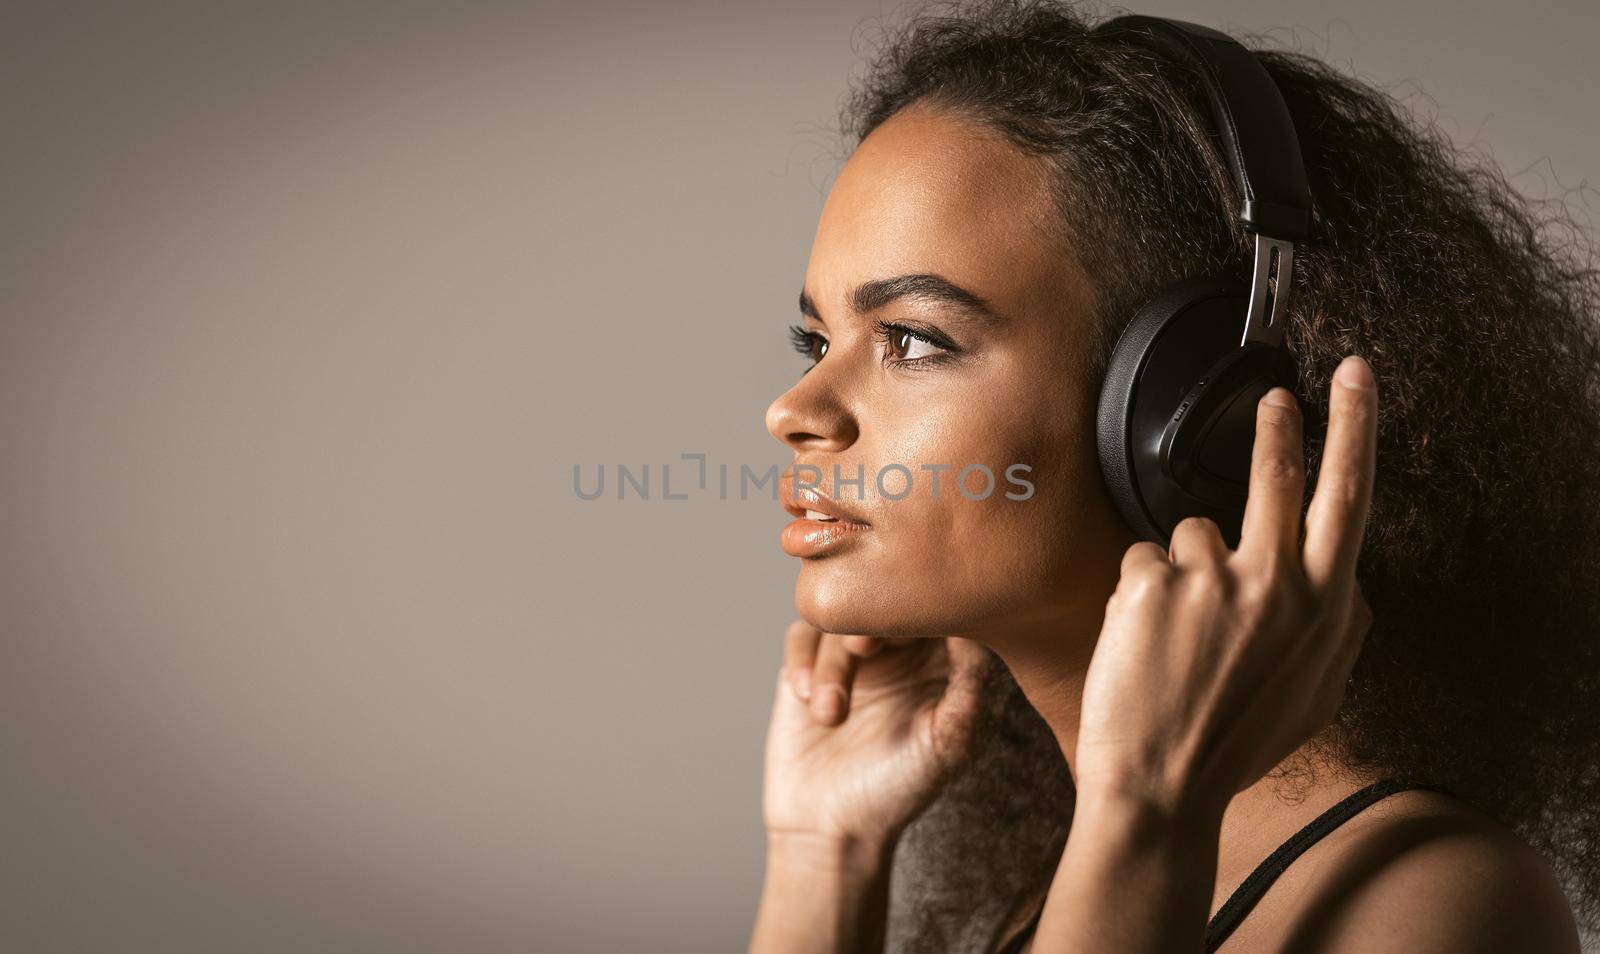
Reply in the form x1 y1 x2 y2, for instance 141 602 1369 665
988 619 1097 782
962 561 1120 785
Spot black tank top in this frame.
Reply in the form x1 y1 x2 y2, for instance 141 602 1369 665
997 777 1448 954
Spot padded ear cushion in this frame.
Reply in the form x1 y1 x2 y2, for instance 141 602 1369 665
1096 274 1296 547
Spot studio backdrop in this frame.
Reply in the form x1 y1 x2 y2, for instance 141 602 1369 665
3 1 1597 952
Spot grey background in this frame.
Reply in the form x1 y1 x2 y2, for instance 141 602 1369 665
2 1 1595 951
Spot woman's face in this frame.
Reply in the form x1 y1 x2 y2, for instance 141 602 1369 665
765 102 1134 638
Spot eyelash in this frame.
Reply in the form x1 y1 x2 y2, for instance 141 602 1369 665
873 320 959 369
786 321 960 371
788 324 827 367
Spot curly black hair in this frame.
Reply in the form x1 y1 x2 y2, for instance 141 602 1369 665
814 1 1600 950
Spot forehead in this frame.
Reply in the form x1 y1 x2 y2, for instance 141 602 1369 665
806 103 1069 314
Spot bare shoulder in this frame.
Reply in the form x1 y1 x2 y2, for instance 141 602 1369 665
1262 789 1582 954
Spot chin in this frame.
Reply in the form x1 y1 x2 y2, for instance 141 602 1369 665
794 560 904 636
793 560 976 637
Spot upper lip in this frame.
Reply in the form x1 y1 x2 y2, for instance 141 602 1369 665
779 467 872 525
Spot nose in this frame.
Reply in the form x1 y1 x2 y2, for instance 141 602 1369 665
765 368 859 452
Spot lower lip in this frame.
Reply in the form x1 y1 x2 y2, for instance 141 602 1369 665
779 517 871 558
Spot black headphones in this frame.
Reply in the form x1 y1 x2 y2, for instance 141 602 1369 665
1088 15 1314 549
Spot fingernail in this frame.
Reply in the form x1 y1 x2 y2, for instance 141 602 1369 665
1264 386 1297 408
815 686 845 721
1337 355 1373 391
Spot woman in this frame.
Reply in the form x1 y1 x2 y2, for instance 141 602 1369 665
747 1 1600 951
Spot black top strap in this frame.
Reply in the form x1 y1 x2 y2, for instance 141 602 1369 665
997 777 1449 954
1204 777 1448 950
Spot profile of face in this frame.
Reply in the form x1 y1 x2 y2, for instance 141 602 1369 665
765 101 1136 639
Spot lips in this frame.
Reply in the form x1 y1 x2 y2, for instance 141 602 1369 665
779 469 872 524
778 467 872 558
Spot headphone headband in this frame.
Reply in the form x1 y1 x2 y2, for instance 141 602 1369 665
1091 15 1310 242
1091 14 1310 350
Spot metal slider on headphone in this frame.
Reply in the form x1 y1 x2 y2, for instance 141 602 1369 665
1242 232 1295 349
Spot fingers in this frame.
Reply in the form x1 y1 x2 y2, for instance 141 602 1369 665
840 634 885 659
1303 355 1379 596
1122 539 1170 576
1166 515 1230 567
810 634 863 726
1238 384 1308 563
780 624 933 726
783 620 821 702
782 621 899 727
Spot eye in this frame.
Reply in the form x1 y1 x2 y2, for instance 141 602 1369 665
788 324 828 365
887 328 942 361
873 320 960 368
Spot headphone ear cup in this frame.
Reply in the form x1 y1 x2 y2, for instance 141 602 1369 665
1096 275 1298 548
1160 342 1299 507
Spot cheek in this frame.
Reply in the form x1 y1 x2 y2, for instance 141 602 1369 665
881 404 1087 590
918 435 1087 596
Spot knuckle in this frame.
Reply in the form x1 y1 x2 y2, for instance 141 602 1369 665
1120 541 1165 575
1175 565 1229 610
1185 559 1230 592
1123 539 1164 561
1173 515 1222 540
1254 453 1304 485
1120 564 1171 599
1258 402 1301 432
1125 578 1165 605
842 634 878 657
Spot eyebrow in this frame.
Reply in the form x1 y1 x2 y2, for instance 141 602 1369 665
797 273 1007 327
